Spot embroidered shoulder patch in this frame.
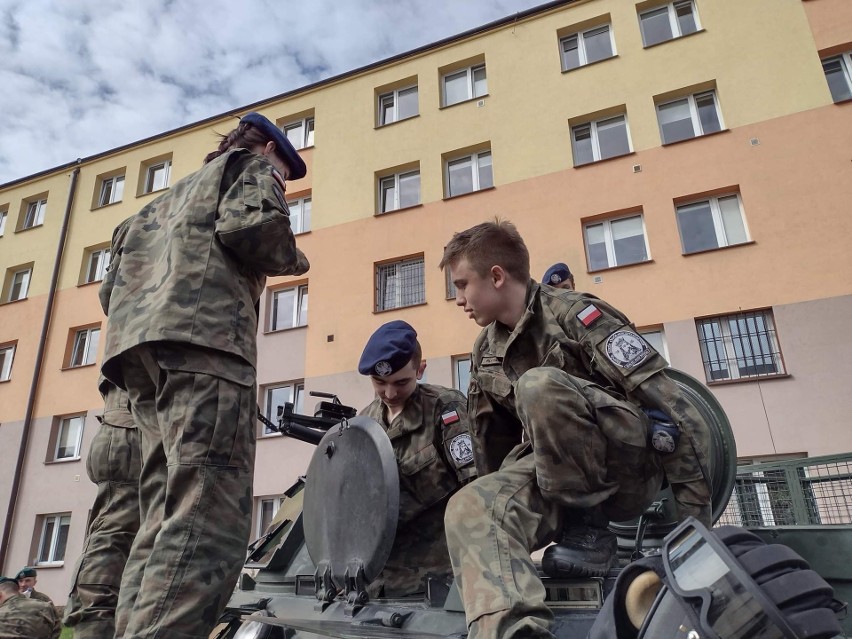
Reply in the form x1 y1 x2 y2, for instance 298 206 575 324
577 304 602 327
441 410 460 426
605 330 650 369
449 433 474 466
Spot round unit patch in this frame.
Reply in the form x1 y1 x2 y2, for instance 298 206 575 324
651 430 677 454
449 433 474 466
374 361 393 377
605 331 650 369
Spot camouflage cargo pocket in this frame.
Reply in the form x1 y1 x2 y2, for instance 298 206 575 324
398 443 457 520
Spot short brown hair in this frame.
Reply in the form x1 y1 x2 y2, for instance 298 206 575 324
439 219 530 282
203 122 272 165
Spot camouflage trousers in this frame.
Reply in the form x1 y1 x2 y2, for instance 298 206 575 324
63 420 142 638
445 368 662 638
114 344 257 639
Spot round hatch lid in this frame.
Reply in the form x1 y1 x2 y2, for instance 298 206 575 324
303 415 400 586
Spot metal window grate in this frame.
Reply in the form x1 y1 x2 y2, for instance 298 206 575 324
696 310 785 382
717 454 852 527
375 257 425 311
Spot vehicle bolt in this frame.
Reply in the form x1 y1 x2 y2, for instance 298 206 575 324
325 442 335 458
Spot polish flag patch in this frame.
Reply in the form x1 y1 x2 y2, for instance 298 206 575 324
578 304 602 327
441 410 460 426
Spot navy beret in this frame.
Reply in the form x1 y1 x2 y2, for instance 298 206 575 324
15 567 36 579
240 112 307 180
359 320 418 377
543 263 573 285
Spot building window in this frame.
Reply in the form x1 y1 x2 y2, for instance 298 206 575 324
6 267 32 302
561 24 615 71
22 198 47 229
696 310 785 382
657 90 722 144
0 210 6 236
270 285 308 331
256 496 284 537
584 213 648 270
453 356 471 396
84 248 111 284
639 328 669 363
571 114 631 166
379 170 420 213
378 85 419 125
0 343 15 381
69 327 100 368
639 1 700 47
54 415 84 460
144 160 171 194
263 382 304 435
98 175 125 206
445 268 457 300
443 63 487 107
446 150 493 197
375 256 425 312
283 117 315 150
822 53 852 103
287 196 311 234
36 514 71 564
676 194 748 254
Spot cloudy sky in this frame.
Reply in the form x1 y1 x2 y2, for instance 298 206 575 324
0 0 549 185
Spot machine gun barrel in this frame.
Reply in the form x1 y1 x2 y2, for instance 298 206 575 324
256 392 356 446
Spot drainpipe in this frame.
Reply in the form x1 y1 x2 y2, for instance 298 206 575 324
0 159 81 572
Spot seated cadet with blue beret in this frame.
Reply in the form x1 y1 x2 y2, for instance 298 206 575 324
358 320 477 597
542 263 574 291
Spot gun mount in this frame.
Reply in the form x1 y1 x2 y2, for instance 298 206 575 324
257 391 357 446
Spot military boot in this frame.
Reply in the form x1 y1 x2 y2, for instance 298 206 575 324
541 508 616 578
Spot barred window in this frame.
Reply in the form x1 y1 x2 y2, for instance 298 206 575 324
696 310 785 382
375 256 425 311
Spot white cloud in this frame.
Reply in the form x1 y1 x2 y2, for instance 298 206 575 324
0 0 545 184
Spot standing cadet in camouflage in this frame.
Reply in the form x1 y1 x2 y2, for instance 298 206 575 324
358 320 476 597
99 112 310 639
63 379 142 638
439 220 712 639
15 567 52 605
0 577 60 638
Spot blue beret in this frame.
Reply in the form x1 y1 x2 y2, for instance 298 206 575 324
15 567 35 579
543 263 573 285
359 321 418 377
239 112 307 180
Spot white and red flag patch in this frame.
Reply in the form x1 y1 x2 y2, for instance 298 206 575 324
578 304 602 327
441 410 460 426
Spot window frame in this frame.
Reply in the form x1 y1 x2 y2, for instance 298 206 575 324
375 255 426 312
286 196 312 234
560 23 616 71
0 210 7 236
256 496 285 537
282 116 315 150
583 212 650 271
822 52 852 103
656 90 723 144
85 247 111 284
453 355 472 396
269 284 308 332
35 513 71 565
675 193 749 255
571 114 632 166
0 343 15 381
442 63 487 107
695 310 786 383
639 0 700 47
54 415 85 461
378 85 419 126
69 327 101 368
7 267 32 302
98 174 125 207
262 382 305 435
144 160 171 194
445 150 493 198
23 198 47 229
378 169 421 213
638 328 669 364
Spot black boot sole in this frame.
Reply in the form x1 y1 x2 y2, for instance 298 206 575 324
541 553 614 579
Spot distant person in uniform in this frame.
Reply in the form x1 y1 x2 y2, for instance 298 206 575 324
358 320 477 597
63 379 142 638
0 576 60 638
99 112 310 638
439 219 712 639
542 262 574 290
15 567 52 605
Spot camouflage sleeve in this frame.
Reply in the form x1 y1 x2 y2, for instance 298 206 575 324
215 152 308 277
436 391 477 484
98 216 133 316
632 370 713 527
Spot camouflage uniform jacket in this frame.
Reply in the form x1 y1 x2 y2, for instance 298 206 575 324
361 383 476 594
99 148 308 385
0 594 60 638
468 282 711 521
27 589 53 605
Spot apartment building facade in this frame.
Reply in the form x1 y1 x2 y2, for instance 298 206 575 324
0 0 850 600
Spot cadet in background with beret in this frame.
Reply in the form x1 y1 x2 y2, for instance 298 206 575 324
358 320 477 597
542 262 575 291
0 576 60 638
15 567 52 605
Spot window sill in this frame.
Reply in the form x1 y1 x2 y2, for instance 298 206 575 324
375 114 420 130
14 224 44 234
294 229 312 237
33 562 64 569
76 280 103 289
137 187 169 198
562 54 619 74
376 203 424 217
442 185 496 202
831 96 852 106
91 200 123 212
587 259 654 275
0 297 28 306
573 151 636 169
642 28 705 50
374 301 427 315
61 363 98 372
440 93 489 110
0 378 11 384
45 456 81 465
263 324 308 336
682 240 755 257
706 373 791 387
661 128 730 147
